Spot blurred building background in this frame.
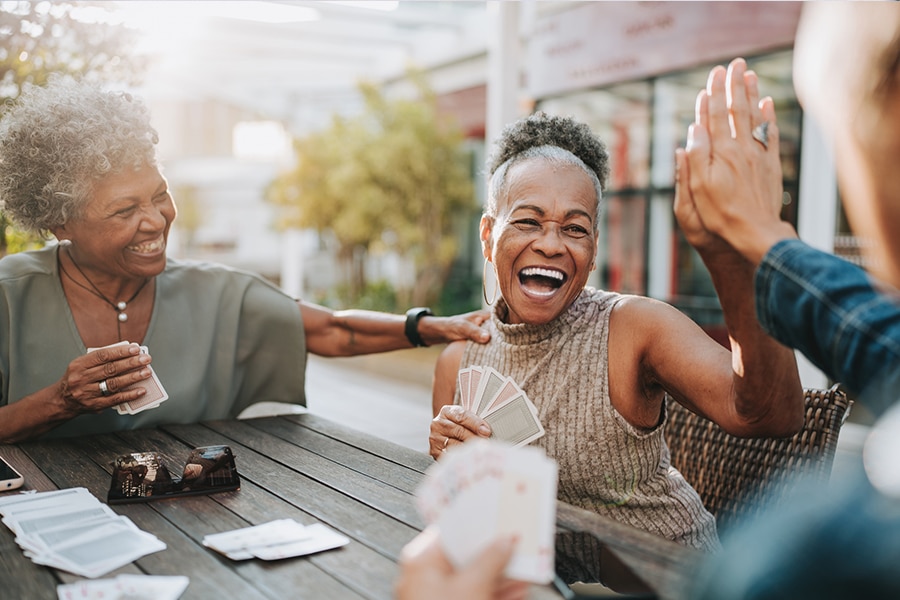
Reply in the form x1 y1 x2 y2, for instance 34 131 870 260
0 0 871 452
122 1 851 392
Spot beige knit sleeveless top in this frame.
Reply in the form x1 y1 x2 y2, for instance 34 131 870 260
459 288 720 552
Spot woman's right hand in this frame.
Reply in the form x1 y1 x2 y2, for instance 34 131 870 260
57 342 153 415
429 405 492 460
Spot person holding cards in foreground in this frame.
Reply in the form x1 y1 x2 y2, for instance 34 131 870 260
429 112 803 559
0 76 489 443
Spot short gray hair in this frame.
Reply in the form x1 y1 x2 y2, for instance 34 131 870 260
487 145 604 230
0 76 159 234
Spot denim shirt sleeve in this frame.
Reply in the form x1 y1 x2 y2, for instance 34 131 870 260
755 239 900 416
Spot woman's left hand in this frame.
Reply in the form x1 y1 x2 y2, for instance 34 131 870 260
418 310 491 346
429 405 492 460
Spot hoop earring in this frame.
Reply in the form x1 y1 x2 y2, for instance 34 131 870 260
482 258 498 305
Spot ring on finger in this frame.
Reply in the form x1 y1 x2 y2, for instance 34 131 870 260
751 121 770 150
99 379 111 396
442 437 450 451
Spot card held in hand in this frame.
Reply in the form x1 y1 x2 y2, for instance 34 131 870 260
87 341 168 414
415 439 558 584
457 366 545 447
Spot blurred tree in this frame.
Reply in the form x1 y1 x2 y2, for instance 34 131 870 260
268 71 475 308
0 1 145 256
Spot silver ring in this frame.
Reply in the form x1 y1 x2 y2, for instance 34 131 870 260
99 380 111 396
751 121 770 150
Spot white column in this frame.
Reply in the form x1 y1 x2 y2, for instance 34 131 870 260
794 115 838 388
280 228 305 299
482 1 523 307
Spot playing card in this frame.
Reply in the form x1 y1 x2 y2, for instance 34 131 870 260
472 367 505 416
415 439 557 584
458 368 472 411
455 367 545 448
86 342 168 414
482 394 545 446
249 524 349 560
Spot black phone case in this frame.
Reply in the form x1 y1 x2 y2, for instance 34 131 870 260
107 445 240 504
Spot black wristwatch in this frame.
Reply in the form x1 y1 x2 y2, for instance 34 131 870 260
405 307 433 347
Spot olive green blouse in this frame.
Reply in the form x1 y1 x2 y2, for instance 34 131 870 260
0 244 307 438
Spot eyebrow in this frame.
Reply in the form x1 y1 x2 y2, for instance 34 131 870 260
510 204 593 222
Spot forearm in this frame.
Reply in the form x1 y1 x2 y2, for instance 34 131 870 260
0 386 73 443
701 249 803 434
756 240 900 416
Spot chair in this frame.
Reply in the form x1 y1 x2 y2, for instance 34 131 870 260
664 384 852 533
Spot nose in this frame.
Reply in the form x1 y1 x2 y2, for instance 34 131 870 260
140 199 172 231
531 224 566 257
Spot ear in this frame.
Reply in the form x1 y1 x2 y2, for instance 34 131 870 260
479 215 494 261
50 225 68 241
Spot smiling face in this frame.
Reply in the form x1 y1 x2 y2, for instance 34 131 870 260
482 157 599 325
53 163 176 281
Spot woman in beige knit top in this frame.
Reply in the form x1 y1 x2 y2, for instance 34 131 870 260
428 112 803 554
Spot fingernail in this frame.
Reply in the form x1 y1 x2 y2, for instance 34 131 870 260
686 124 695 150
478 423 491 436
139 354 151 364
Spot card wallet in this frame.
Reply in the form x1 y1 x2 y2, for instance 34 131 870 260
107 445 241 504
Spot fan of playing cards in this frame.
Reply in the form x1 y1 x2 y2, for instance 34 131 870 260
458 366 545 446
88 342 169 415
415 439 558 584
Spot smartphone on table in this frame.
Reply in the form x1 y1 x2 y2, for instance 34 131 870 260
0 456 24 491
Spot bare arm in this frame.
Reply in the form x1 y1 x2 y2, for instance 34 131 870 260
665 58 803 436
0 343 154 443
610 296 802 439
299 301 489 357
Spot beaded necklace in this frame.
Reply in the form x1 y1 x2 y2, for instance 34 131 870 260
59 248 151 341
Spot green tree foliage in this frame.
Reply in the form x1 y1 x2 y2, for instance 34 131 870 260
268 71 475 308
0 1 144 255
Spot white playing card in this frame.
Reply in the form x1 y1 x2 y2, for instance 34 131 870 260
458 368 472 411
415 439 557 584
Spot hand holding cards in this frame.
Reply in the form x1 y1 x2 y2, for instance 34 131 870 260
458 366 545 446
415 439 558 584
87 341 168 414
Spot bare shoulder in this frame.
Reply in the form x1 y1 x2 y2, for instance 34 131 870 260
610 294 685 327
436 340 467 371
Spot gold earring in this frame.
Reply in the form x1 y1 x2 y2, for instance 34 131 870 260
482 258 498 305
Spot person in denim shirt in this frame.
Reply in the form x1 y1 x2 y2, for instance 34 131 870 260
674 3 900 598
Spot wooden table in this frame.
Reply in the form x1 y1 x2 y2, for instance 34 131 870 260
0 413 700 599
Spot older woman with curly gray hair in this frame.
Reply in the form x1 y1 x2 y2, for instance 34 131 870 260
0 76 489 443
426 112 803 569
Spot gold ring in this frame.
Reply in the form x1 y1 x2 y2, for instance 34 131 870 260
752 121 770 150
99 379 111 396
442 437 450 450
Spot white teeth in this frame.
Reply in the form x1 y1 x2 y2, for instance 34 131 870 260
128 238 164 253
520 267 564 280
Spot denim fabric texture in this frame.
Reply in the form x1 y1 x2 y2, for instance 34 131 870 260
755 239 900 417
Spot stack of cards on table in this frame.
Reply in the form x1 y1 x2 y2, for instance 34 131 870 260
87 341 168 414
415 439 558 584
0 487 166 578
458 366 545 446
57 575 189 600
203 518 349 560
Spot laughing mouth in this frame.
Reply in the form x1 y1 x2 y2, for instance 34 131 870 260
519 266 566 296
127 237 165 254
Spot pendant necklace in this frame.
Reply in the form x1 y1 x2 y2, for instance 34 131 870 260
59 248 151 341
